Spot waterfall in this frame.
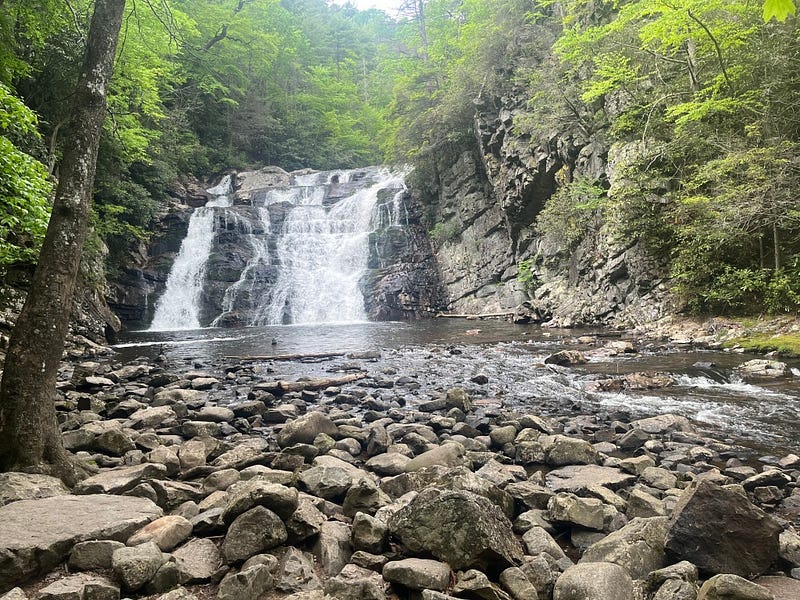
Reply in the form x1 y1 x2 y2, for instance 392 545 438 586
256 167 407 325
149 167 409 330
149 175 233 330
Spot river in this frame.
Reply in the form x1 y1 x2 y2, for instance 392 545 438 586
112 319 800 456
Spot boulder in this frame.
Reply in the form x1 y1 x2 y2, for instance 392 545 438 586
544 351 587 367
546 465 635 493
0 473 68 507
389 488 523 573
221 480 299 523
553 563 635 600
581 516 669 579
0 494 161 591
68 540 125 571
298 466 352 501
273 547 320 593
696 574 773 600
382 558 451 591
324 564 385 600
173 538 222 582
74 463 168 495
126 515 193 551
221 506 288 564
453 569 513 600
313 521 352 576
404 443 466 472
36 573 120 600
217 564 274 600
736 359 788 379
665 481 781 578
548 493 604 530
278 412 339 447
112 541 166 591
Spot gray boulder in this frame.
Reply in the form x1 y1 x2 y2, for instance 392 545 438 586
389 488 523 573
324 564 385 600
581 516 669 579
697 574 773 600
665 481 781 577
382 558 451 591
217 564 274 600
74 463 168 495
313 521 352 577
273 547 320 593
126 515 193 551
221 506 287 563
548 493 604 530
36 573 119 600
278 412 338 447
221 480 298 523
0 494 161 591
0 473 68 507
173 538 222 583
111 541 166 591
68 540 125 571
553 562 635 600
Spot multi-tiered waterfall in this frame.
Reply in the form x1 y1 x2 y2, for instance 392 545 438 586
148 166 417 330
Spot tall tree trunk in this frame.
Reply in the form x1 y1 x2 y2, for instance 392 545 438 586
0 0 126 486
774 223 781 270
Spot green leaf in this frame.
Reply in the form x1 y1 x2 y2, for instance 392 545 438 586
763 0 796 21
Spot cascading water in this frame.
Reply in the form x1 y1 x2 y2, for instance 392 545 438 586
257 168 406 325
149 175 233 330
149 167 410 330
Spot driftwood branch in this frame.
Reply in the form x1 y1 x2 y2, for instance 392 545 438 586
436 312 514 319
254 372 367 395
225 351 347 362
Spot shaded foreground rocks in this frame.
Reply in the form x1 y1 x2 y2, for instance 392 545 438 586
0 347 797 600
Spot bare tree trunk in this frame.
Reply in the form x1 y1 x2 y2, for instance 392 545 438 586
0 0 126 486
774 223 781 270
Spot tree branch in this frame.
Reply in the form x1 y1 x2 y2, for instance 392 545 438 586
204 24 229 51
687 9 733 92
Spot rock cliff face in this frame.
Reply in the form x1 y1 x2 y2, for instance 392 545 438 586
417 93 670 327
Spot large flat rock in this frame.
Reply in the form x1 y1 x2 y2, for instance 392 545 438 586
546 465 636 493
0 494 162 592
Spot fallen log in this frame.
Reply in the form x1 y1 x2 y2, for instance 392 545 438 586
225 351 347 362
435 312 515 319
254 372 368 395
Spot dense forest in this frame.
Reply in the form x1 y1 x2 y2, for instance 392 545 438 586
2 0 800 316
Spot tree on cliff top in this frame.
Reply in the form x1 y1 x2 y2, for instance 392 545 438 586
0 0 126 485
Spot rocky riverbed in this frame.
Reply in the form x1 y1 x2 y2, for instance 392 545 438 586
2 332 800 600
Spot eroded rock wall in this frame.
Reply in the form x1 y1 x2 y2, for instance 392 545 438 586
420 94 670 327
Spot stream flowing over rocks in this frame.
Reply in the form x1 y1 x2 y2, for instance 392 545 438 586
3 325 800 600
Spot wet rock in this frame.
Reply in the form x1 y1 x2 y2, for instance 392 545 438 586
173 538 222 582
629 414 693 435
737 359 788 379
553 562 635 600
217 563 274 600
112 541 166 591
382 558 451 591
580 516 669 579
0 494 161 591
696 574 773 600
389 488 523 573
127 515 193 551
278 412 339 447
666 480 781 577
221 506 288 563
37 573 119 600
444 388 473 412
324 564 385 600
544 351 587 367
0 473 68 507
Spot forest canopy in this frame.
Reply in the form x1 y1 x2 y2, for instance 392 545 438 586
1 0 799 315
